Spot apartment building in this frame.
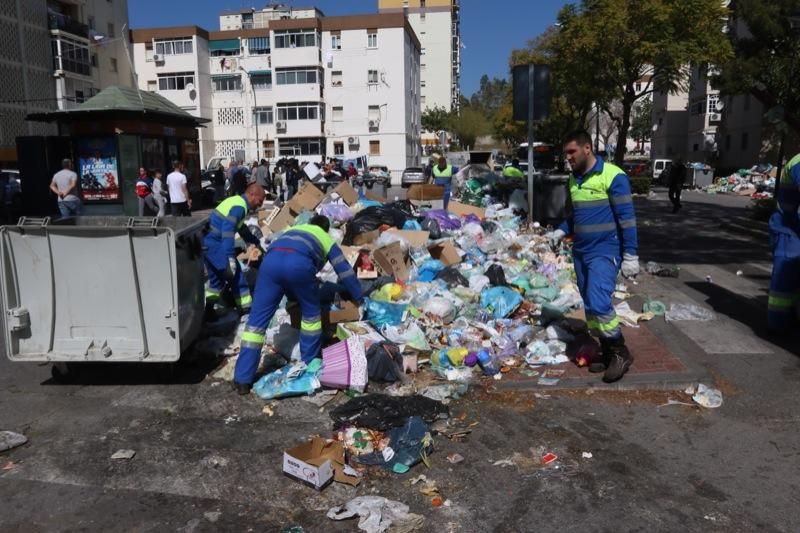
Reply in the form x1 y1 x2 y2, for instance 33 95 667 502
0 0 132 165
131 8 422 180
378 0 460 112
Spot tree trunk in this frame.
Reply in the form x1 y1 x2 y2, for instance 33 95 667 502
614 98 633 165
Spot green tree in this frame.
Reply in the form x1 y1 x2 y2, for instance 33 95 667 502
469 75 508 117
629 98 653 152
492 92 527 149
421 105 452 135
713 0 800 134
553 0 732 164
449 106 490 150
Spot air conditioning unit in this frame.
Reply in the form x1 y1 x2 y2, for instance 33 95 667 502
368 119 379 128
276 121 286 130
708 113 721 122
152 54 163 62
347 136 359 146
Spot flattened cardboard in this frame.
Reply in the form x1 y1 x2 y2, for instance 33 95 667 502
373 241 410 282
288 182 325 213
283 437 360 490
384 229 430 248
351 229 380 246
330 181 359 206
336 321 386 345
363 190 385 203
428 241 461 266
268 205 296 233
288 300 360 329
407 184 444 201
448 200 486 220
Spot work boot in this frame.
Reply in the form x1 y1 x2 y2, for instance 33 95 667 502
589 339 612 373
232 382 251 395
602 336 634 383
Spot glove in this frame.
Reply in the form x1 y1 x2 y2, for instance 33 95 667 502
621 253 640 278
225 257 238 281
545 229 566 248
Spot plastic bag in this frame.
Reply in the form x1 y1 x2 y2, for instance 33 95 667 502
372 282 404 302
366 342 404 382
469 274 491 293
343 205 411 245
643 299 667 315
422 209 461 230
375 231 409 253
485 263 508 286
451 286 479 303
354 416 433 474
422 297 455 324
330 394 449 431
419 218 442 239
402 219 423 231
509 189 528 213
416 259 445 282
480 286 523 319
365 299 408 328
665 303 714 322
381 322 431 352
273 323 302 360
253 361 320 400
435 266 468 288
319 203 354 223
527 285 560 303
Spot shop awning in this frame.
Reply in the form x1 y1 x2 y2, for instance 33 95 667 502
211 74 239 79
209 39 240 52
248 70 271 76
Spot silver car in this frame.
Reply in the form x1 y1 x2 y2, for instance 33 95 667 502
401 167 425 188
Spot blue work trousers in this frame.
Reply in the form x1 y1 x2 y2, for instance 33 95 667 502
434 178 452 211
204 245 251 309
768 212 800 331
574 253 622 339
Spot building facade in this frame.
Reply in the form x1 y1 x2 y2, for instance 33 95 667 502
131 9 421 181
0 0 132 165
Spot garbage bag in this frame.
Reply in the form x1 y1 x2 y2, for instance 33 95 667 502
419 218 442 240
355 416 433 472
372 283 404 302
469 274 491 293
386 199 416 218
319 203 354 223
416 259 445 282
422 297 456 324
366 342 404 382
343 206 412 245
485 264 508 286
527 285 560 303
665 304 714 322
273 323 302 360
481 220 499 234
330 394 449 431
327 496 425 533
381 322 431 352
480 286 523 319
643 299 667 316
434 266 468 288
375 231 409 252
253 362 320 400
365 299 408 328
360 276 396 298
402 219 423 231
422 209 461 230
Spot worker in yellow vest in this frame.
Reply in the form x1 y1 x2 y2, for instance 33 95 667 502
429 156 459 211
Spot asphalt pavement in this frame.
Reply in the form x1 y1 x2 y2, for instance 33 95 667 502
1 188 799 532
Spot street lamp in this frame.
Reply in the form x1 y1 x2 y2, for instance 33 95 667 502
239 66 259 161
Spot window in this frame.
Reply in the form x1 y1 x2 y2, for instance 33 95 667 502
334 142 344 155
421 63 426 73
331 32 341 50
110 57 117 72
277 102 322 121
741 132 749 151
53 35 91 75
331 70 343 87
421 47 426 55
147 80 157 91
157 72 194 91
420 80 426 88
253 107 274 125
368 105 380 121
367 30 377 48
212 75 242 92
420 11 426 21
707 93 719 114
251 73 272 90
216 107 244 126
248 37 270 55
107 22 115 38
274 29 318 48
369 140 380 155
332 106 343 121
210 39 240 57
368 69 378 84
635 82 642 92
278 137 324 156
276 67 319 85
421 95 426 105
91 54 98 67
154 38 193 56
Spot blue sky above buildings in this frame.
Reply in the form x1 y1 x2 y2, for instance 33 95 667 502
129 0 565 96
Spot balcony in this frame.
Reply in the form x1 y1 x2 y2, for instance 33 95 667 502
47 11 89 39
51 35 91 77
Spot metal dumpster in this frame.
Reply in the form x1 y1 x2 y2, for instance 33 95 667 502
0 216 206 363
533 173 572 226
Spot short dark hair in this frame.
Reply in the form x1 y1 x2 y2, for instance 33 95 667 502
310 214 330 232
563 130 593 148
172 160 182 169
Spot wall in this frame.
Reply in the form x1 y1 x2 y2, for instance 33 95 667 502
651 90 689 161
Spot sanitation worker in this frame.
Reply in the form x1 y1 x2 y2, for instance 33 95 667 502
203 183 265 318
546 130 639 383
429 155 459 211
232 214 363 394
768 152 800 332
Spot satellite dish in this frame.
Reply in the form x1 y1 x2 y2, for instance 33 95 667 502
714 100 725 112
186 83 196 100
651 124 659 132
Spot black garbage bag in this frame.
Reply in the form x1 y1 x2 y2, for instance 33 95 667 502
359 275 396 298
386 199 415 218
330 394 449 431
419 218 442 240
481 220 499 234
366 342 403 382
354 416 432 471
343 206 411 245
486 263 508 286
435 266 468 288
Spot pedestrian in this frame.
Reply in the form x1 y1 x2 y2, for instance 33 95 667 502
50 158 82 217
347 162 358 179
429 155 459 211
203 183 266 320
286 161 299 200
255 158 270 194
502 158 524 178
546 130 639 383
231 214 363 394
135 167 158 216
668 159 687 213
767 152 800 332
231 165 248 196
151 169 167 217
166 160 192 216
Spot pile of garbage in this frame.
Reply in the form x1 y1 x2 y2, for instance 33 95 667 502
703 164 776 198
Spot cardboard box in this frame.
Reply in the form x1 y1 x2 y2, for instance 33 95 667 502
363 190 385 203
287 182 325 213
351 229 380 246
406 184 444 201
384 229 430 248
283 437 360 490
329 181 359 206
428 241 461 266
336 321 386 345
303 162 321 181
373 241 410 282
288 300 361 329
267 205 296 233
448 201 486 220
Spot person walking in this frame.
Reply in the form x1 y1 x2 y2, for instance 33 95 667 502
767 152 800 332
151 170 167 217
135 167 158 216
203 183 266 319
668 159 687 213
166 160 192 216
231 214 363 394
429 156 459 211
546 130 639 383
254 159 270 194
50 158 82 217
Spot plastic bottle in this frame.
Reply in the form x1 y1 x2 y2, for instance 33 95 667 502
477 348 500 376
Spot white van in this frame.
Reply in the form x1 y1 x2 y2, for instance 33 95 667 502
652 159 672 182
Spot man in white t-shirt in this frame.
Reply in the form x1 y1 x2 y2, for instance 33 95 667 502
166 160 192 216
50 158 82 217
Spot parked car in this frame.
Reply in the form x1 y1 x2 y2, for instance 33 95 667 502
400 167 425 188
622 161 649 177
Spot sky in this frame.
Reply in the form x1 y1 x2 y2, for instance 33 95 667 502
128 0 566 96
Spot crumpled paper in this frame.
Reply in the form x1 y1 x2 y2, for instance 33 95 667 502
0 431 27 452
327 496 425 533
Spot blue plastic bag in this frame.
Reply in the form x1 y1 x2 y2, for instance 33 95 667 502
365 299 408 328
415 259 445 282
253 362 321 400
480 286 523 319
403 219 423 231
355 416 433 473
